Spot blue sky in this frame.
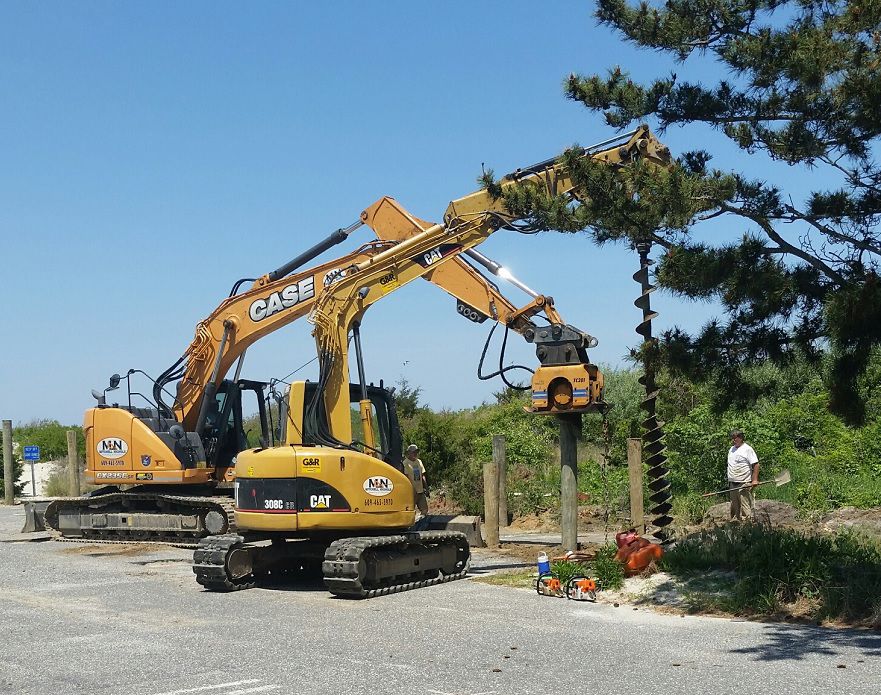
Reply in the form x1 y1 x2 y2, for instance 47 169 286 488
0 1 806 427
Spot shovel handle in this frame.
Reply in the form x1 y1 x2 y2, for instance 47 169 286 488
700 480 768 498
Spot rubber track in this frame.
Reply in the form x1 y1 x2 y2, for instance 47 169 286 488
192 534 255 591
43 493 236 546
322 531 469 599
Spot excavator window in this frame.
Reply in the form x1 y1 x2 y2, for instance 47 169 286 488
350 401 381 450
300 382 402 470
204 380 271 469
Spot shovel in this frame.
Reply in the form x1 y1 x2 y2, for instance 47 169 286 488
700 469 791 498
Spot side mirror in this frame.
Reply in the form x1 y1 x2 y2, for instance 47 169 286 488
168 424 186 441
108 374 121 390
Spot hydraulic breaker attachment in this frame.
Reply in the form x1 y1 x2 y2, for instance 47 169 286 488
525 323 605 414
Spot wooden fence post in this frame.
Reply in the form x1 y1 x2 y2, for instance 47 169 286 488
3 420 13 505
483 460 499 548
560 413 581 551
493 435 507 528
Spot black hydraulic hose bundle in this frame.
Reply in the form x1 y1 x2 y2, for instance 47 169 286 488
477 322 534 390
302 349 352 450
153 354 187 418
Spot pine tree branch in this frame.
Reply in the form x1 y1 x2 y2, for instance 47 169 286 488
720 202 847 284
783 205 881 256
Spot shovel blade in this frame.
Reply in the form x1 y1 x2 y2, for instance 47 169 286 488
774 469 791 487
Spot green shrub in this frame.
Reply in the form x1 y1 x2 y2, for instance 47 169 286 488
13 420 84 461
0 449 23 496
662 524 881 622
43 459 94 497
550 560 591 588
591 543 625 590
673 492 713 524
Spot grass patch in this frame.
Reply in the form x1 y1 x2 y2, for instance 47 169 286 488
471 570 536 589
663 523 881 625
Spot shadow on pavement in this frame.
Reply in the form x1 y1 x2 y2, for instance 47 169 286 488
731 622 881 661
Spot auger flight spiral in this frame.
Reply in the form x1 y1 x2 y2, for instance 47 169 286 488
634 242 673 540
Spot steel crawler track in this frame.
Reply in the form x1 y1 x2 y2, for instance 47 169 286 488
43 493 236 546
192 530 470 598
322 531 470 598
193 534 255 591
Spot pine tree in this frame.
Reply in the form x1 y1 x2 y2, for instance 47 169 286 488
494 0 881 423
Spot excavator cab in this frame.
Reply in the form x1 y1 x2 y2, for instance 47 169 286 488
81 377 273 488
201 379 273 473
278 381 403 470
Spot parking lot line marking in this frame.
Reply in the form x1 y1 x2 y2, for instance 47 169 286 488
149 679 263 695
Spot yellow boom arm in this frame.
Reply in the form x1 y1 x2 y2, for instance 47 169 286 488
310 126 670 443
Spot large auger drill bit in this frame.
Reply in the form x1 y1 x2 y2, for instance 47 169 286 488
634 242 673 540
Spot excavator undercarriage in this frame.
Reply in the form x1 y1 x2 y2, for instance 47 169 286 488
193 530 470 597
43 486 236 546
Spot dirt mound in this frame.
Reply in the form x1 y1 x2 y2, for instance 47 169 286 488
820 507 881 538
704 499 801 527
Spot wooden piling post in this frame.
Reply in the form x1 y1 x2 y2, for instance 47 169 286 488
3 420 13 505
559 413 582 552
483 460 499 548
493 435 507 528
67 430 80 497
627 437 645 534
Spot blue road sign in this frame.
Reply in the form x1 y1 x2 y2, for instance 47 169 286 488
23 446 40 461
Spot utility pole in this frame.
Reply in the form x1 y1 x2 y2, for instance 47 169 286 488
3 420 13 505
559 413 582 551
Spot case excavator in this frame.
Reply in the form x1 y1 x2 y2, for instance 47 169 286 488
187 126 671 597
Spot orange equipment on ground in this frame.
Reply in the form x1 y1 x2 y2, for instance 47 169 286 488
615 529 664 576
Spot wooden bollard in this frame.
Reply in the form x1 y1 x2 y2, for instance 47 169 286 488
483 460 499 548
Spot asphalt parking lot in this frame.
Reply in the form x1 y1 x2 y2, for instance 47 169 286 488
1 504 879 695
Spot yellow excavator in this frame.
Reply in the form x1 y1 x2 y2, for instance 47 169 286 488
42 236 537 543
189 126 671 597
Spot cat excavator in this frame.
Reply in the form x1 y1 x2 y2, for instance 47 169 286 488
188 125 672 597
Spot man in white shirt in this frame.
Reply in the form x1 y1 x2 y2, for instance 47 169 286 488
727 429 759 521
403 444 429 517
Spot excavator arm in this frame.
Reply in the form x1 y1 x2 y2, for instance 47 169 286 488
308 125 671 446
165 240 393 433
